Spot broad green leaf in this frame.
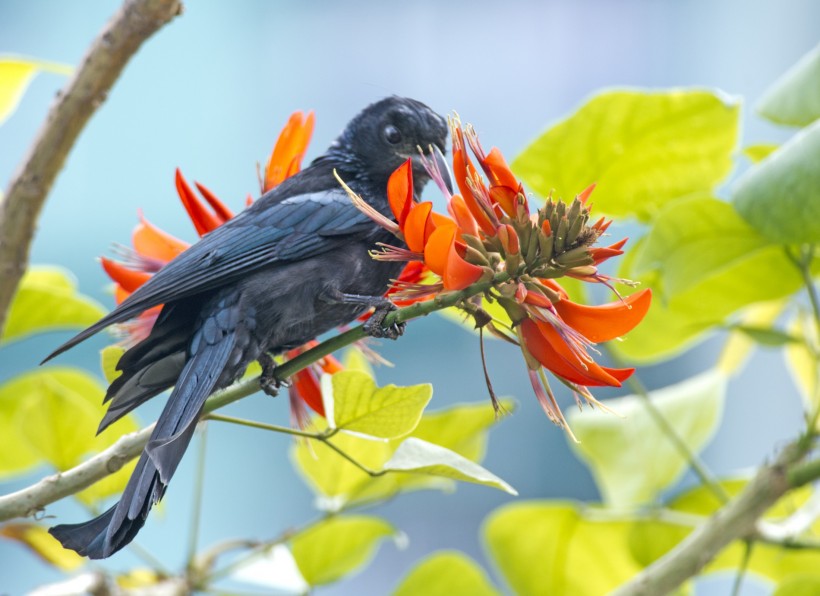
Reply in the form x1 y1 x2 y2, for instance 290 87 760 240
3 266 105 343
342 346 375 377
727 324 800 346
100 345 125 384
484 502 643 596
383 437 517 495
327 370 432 439
717 300 788 375
393 550 500 596
0 380 42 477
784 312 819 411
290 515 395 587
0 523 84 571
734 120 820 244
2 368 139 503
614 197 803 362
513 89 739 221
569 370 727 509
773 575 820 596
744 143 779 163
758 44 820 127
0 56 72 126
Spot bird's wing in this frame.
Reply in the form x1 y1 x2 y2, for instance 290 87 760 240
44 187 375 361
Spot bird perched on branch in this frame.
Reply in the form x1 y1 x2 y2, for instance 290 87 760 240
44 96 448 559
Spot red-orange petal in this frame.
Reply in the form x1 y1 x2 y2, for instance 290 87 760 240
577 183 596 204
387 159 414 226
453 131 495 235
291 369 325 416
132 217 190 262
100 258 152 293
193 181 234 223
482 147 519 190
489 185 519 218
265 111 315 192
443 238 484 290
404 202 433 253
175 169 223 235
553 289 652 343
424 224 457 276
447 194 479 237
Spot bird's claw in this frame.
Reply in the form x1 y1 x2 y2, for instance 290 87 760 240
363 302 405 340
258 353 283 397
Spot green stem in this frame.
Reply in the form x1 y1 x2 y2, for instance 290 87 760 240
187 425 208 571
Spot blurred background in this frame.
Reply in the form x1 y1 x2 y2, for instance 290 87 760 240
1 0 818 593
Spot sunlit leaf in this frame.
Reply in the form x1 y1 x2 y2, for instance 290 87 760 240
3 266 105 344
326 370 432 439
784 312 819 412
383 437 516 495
744 144 779 163
290 515 396 587
231 544 309 593
484 502 643 595
569 370 727 509
0 523 85 571
734 120 820 244
758 44 820 127
773 574 820 596
717 300 787 375
115 569 164 589
614 197 803 362
513 89 739 221
342 346 375 377
100 345 125 384
0 56 72 126
393 550 500 596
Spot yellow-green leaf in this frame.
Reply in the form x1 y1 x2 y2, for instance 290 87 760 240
342 346 375 377
773 574 820 596
383 437 517 495
758 44 820 127
327 370 432 439
0 56 71 126
569 370 727 509
100 345 126 384
717 300 787 375
784 312 819 412
393 550 500 596
290 515 396 587
513 89 740 222
0 523 84 571
744 143 779 163
3 265 105 344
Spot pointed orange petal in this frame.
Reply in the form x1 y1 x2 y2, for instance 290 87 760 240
133 217 190 262
175 169 222 235
114 285 131 305
577 183 596 204
404 202 433 253
101 258 152 293
482 148 518 188
453 130 495 235
193 181 234 223
291 369 325 416
553 289 652 343
387 159 414 226
443 239 484 290
424 223 457 276
264 111 315 191
447 194 479 236
489 185 519 218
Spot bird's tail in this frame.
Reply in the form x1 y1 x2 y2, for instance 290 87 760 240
49 326 237 559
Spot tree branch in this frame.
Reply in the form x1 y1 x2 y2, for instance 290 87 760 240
0 273 506 522
0 0 183 336
612 442 817 596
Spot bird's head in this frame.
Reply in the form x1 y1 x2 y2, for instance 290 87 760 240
332 96 449 193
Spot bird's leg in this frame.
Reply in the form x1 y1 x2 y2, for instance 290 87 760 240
323 289 406 340
258 353 283 397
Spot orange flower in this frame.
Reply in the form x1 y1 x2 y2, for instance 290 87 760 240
344 114 652 434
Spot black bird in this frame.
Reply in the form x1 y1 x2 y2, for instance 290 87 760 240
45 96 448 559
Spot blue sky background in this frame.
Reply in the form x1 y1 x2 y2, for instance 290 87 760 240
1 1 818 593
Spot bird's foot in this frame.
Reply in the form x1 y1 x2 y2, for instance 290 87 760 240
258 353 283 397
363 300 406 340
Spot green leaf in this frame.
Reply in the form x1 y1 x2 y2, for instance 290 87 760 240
614 197 803 362
393 550 500 596
383 437 517 495
734 120 820 244
726 324 800 347
784 312 819 412
0 368 139 502
341 346 375 377
290 515 396 587
0 523 85 571
773 574 820 596
100 345 125 384
569 370 727 509
513 89 740 222
327 370 432 439
3 266 105 344
758 44 820 127
0 56 72 126
484 502 643 596
717 300 787 375
744 143 779 163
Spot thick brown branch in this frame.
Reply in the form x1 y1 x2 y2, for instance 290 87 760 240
0 0 183 335
612 443 812 596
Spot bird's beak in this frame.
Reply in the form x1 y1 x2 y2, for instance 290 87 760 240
431 144 454 195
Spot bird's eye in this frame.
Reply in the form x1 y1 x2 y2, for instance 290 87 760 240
383 124 402 145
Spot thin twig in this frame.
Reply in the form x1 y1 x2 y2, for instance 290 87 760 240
0 0 184 335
